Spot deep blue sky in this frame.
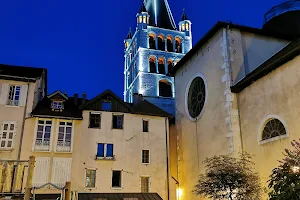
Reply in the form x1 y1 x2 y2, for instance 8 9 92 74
0 0 284 99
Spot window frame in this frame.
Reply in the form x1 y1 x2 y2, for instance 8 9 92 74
96 143 114 159
0 121 17 150
112 114 124 129
7 85 21 106
140 175 150 193
89 112 101 129
52 101 64 110
85 169 97 188
141 150 150 164
55 120 74 153
142 120 149 132
258 115 289 145
33 119 53 152
111 170 122 188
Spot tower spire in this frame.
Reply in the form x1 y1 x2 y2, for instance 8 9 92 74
181 8 188 21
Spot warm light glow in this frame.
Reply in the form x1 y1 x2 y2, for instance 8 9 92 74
143 16 146 23
176 188 183 199
292 166 300 173
139 16 143 23
185 23 189 31
181 24 185 31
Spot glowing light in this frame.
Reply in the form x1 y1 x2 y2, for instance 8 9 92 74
292 166 300 173
176 188 183 199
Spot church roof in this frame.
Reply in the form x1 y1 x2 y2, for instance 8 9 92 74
143 0 177 30
170 21 295 75
126 28 133 39
231 39 300 93
180 10 189 21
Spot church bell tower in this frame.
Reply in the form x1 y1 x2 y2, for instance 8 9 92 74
124 0 192 115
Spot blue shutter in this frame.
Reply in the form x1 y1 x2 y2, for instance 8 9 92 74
97 143 104 157
106 144 113 157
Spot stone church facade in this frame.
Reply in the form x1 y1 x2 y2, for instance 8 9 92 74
170 1 300 199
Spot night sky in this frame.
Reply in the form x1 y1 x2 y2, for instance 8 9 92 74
0 0 284 99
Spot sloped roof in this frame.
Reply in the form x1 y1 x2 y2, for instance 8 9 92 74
0 64 46 81
143 0 177 30
231 39 300 93
170 21 294 75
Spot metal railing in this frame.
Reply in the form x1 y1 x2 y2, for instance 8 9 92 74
264 0 300 24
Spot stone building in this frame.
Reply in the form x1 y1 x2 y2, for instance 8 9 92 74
123 0 192 115
170 1 300 200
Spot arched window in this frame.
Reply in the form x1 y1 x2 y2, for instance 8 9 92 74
166 36 173 52
143 16 147 23
159 80 172 97
158 35 165 51
181 24 185 31
175 38 182 53
168 59 174 74
185 23 189 31
158 58 165 74
262 118 287 141
149 56 156 73
149 34 156 50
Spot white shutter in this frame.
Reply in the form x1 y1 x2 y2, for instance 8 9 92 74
0 83 9 105
51 158 72 188
19 85 28 107
32 157 50 187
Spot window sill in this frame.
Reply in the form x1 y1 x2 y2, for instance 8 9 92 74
142 163 150 165
258 134 288 145
54 151 73 154
33 150 51 153
96 156 115 161
0 148 14 152
4 105 20 108
85 187 97 190
112 128 123 130
111 187 122 190
88 127 101 129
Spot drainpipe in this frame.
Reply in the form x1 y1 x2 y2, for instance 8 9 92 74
165 117 170 200
17 79 30 160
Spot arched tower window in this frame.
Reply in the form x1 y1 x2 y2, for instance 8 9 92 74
159 80 172 97
149 56 156 73
168 59 174 74
262 118 287 141
149 33 156 50
185 23 189 31
158 35 165 51
175 37 182 53
158 57 165 74
181 24 185 31
166 36 173 52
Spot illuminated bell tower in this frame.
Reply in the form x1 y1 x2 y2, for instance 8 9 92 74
123 0 192 115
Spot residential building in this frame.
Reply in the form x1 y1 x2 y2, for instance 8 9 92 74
0 64 46 194
170 1 300 200
123 0 192 115
20 89 172 200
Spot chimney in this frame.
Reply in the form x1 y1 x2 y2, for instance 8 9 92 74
133 93 143 106
82 92 86 105
74 94 78 105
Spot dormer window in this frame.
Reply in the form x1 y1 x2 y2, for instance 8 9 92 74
52 101 64 111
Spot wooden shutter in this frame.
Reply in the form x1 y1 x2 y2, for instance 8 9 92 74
51 158 72 188
0 83 9 105
33 157 50 187
19 85 28 106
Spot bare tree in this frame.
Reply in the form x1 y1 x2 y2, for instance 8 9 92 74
193 152 262 200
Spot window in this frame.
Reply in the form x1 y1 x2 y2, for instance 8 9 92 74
166 37 173 52
187 77 206 119
168 60 174 74
34 120 52 151
7 85 21 106
158 58 165 74
143 16 146 23
181 24 185 31
112 170 121 188
97 143 114 159
56 121 72 152
175 38 182 53
85 169 96 188
52 101 63 110
262 118 287 141
112 115 123 129
139 16 142 23
143 120 148 132
149 34 156 49
0 122 16 149
89 113 101 128
142 150 150 164
141 176 150 193
149 57 156 73
158 35 165 51
159 80 172 97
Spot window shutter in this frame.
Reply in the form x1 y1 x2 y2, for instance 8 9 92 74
107 144 113 157
51 158 72 188
19 85 28 107
97 143 104 157
0 83 9 105
33 157 50 187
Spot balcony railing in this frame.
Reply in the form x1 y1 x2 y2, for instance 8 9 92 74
264 0 300 24
34 140 50 151
56 141 71 152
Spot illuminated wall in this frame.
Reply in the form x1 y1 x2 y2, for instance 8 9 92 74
123 6 192 115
